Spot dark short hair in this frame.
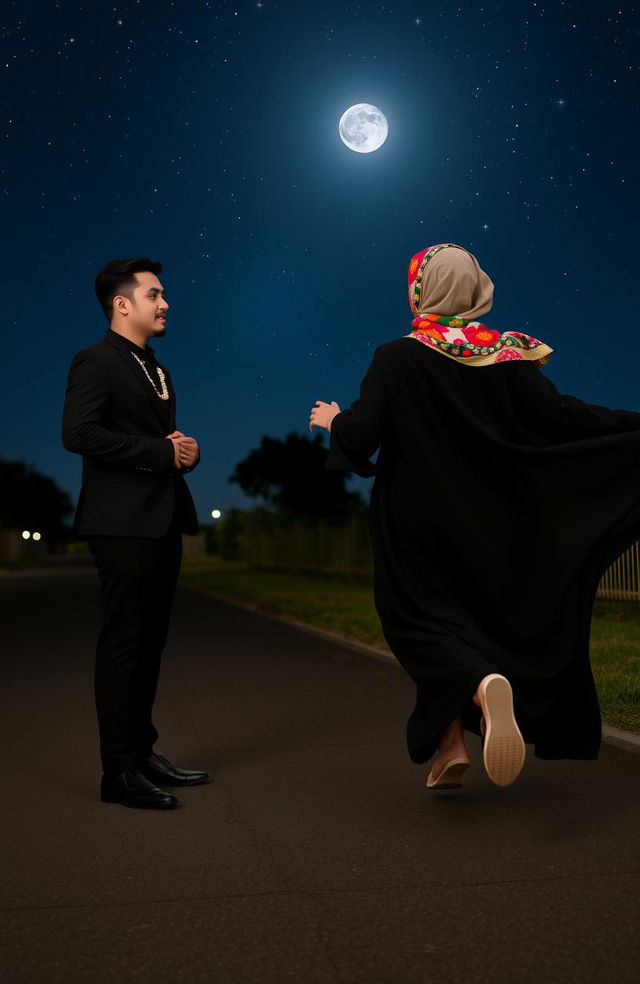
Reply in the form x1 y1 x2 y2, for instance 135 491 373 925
94 257 163 322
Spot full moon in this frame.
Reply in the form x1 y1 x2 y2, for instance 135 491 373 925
339 103 388 154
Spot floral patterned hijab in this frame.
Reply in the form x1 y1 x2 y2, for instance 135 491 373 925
407 243 553 367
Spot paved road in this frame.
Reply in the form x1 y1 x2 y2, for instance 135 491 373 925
1 561 639 983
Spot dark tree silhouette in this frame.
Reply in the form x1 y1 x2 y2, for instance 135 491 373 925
229 433 363 521
0 460 73 541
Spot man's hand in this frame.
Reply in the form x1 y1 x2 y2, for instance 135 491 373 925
309 401 341 433
167 431 200 469
168 433 184 469
177 437 199 468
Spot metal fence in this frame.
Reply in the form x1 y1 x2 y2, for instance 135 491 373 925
242 516 373 577
239 517 640 600
597 541 640 601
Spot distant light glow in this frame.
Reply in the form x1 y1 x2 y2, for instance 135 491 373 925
211 509 222 519
33 532 42 541
22 530 31 540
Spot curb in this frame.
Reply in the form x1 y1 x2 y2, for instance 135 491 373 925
601 724 640 753
183 584 640 756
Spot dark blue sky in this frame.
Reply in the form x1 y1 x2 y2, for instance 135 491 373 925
3 0 638 521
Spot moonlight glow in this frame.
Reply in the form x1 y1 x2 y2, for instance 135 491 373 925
339 104 388 153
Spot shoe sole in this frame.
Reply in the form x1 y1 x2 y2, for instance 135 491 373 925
477 674 525 787
101 792 178 809
143 776 210 787
426 758 470 789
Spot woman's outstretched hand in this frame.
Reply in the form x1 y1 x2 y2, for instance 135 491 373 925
309 400 341 433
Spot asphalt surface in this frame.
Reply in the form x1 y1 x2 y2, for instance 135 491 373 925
1 559 640 984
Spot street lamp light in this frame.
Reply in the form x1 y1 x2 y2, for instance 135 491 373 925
21 530 31 540
211 509 222 520
33 532 42 542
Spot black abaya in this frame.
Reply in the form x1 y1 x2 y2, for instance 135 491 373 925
327 339 640 763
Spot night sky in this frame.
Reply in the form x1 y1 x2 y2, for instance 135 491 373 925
3 1 639 522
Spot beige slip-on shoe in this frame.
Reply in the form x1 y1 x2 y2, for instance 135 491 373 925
476 674 525 787
426 756 471 789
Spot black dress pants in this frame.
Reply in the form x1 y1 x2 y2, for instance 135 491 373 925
88 528 183 775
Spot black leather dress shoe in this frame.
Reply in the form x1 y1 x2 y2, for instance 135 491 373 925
139 752 210 787
101 770 179 809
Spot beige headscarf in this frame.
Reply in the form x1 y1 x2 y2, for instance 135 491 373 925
407 243 552 366
413 244 494 321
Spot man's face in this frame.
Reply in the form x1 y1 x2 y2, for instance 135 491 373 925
114 270 170 337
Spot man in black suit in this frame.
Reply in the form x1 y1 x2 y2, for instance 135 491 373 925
63 257 209 809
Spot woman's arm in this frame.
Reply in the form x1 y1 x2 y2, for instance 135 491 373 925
318 347 388 477
515 364 640 443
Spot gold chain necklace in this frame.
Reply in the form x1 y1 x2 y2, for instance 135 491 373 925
130 351 170 400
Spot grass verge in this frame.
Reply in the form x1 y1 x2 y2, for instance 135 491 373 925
180 557 640 734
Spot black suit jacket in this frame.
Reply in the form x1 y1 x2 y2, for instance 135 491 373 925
62 330 199 537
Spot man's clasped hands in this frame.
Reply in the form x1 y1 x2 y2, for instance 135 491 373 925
167 431 199 470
